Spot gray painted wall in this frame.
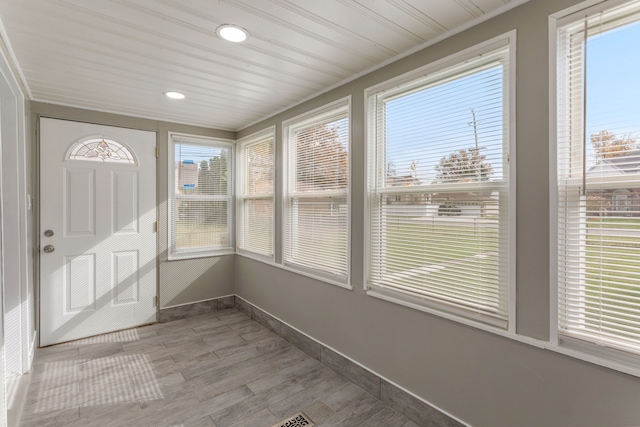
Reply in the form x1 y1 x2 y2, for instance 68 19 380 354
235 0 640 426
30 102 235 309
22 0 640 425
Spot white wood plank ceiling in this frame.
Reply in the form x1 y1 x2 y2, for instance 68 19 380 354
0 0 521 131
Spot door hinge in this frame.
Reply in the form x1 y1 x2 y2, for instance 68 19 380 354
154 296 159 307
155 146 159 158
154 221 158 232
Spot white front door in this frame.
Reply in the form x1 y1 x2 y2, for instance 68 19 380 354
40 118 157 346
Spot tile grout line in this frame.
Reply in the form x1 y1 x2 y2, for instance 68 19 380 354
24 305 411 427
232 295 469 427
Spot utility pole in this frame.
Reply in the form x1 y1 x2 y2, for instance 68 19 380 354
468 108 481 180
469 108 479 151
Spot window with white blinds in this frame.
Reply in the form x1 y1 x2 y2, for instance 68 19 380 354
283 99 350 284
367 38 514 328
556 0 640 356
237 128 274 259
169 133 233 259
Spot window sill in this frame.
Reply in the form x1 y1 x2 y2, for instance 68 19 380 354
549 337 640 379
236 252 352 291
367 288 640 379
366 288 511 334
281 263 352 291
235 249 274 264
167 249 234 261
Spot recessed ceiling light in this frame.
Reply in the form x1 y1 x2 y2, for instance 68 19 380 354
164 91 185 100
216 24 249 43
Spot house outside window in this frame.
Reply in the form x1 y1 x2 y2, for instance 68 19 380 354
555 0 640 359
612 189 632 214
168 133 234 259
366 35 515 329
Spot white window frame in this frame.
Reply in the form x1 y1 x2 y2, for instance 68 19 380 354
168 132 234 260
282 97 352 288
236 127 275 261
550 0 640 371
364 32 517 332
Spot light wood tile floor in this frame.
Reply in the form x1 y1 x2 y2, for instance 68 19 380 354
21 309 418 427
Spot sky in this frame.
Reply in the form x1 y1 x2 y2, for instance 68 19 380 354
585 19 640 163
384 63 505 183
382 17 640 181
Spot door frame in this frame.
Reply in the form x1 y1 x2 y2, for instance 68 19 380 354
37 116 160 346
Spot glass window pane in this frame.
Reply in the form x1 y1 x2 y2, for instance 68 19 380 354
172 199 229 251
169 134 233 258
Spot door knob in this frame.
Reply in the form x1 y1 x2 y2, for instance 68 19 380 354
43 245 55 253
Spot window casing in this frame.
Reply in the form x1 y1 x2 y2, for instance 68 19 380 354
366 37 514 329
168 133 233 259
237 128 275 260
282 99 351 284
556 0 640 358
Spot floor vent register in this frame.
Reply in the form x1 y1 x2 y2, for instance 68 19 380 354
273 411 315 427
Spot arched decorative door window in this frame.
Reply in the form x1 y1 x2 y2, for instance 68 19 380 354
66 137 137 165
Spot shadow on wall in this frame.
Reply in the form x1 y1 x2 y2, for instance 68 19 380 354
42 255 156 345
160 254 235 308
44 252 235 343
157 188 235 309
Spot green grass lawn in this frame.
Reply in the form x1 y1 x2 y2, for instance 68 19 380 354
587 216 640 230
375 216 504 312
175 219 229 249
582 218 640 339
383 217 499 272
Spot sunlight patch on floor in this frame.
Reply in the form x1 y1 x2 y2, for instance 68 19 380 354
60 328 141 345
35 354 163 412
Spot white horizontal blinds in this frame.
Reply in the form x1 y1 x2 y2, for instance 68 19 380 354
238 132 274 257
171 135 232 256
368 46 510 327
284 102 349 280
557 1 640 353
